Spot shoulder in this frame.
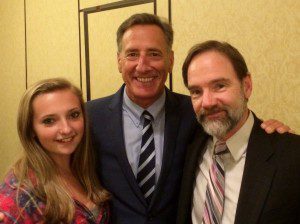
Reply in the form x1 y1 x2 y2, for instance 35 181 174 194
165 90 193 112
0 174 18 221
85 86 124 111
269 132 300 155
86 91 124 122
85 94 121 126
166 90 190 102
165 88 196 117
85 94 118 124
86 94 114 110
251 115 300 163
252 115 300 148
0 173 44 223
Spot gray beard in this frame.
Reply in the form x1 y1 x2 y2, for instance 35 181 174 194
197 95 247 139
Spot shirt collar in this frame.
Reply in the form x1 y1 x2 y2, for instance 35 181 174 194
213 111 254 161
122 87 166 126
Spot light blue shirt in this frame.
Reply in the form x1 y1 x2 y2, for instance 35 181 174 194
122 88 165 182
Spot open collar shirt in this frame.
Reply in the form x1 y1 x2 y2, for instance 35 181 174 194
192 112 254 224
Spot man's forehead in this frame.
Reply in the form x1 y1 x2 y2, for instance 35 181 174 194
123 26 165 41
124 24 163 34
121 25 168 52
124 47 163 53
188 75 231 86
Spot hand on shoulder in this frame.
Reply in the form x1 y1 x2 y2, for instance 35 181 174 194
261 119 294 134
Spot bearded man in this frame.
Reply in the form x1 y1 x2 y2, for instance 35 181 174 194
177 40 300 224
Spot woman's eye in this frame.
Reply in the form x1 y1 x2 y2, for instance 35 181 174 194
70 111 81 119
42 118 54 125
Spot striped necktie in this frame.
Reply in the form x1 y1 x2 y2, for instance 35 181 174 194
202 140 228 224
137 111 156 204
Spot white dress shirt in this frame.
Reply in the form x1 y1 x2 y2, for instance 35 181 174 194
192 112 254 224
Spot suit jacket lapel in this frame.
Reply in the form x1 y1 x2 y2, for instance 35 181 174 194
184 127 209 199
149 88 180 208
234 114 276 224
177 127 209 224
108 85 147 207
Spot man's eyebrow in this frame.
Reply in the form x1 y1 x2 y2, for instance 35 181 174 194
187 78 231 90
187 85 200 91
124 48 138 53
210 78 230 83
147 48 162 52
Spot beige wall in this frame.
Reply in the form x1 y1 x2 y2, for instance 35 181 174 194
172 0 300 132
0 0 299 178
0 0 26 179
26 0 81 85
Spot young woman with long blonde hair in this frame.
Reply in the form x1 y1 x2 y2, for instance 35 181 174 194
0 78 110 223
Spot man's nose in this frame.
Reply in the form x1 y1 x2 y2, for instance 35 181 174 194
136 55 151 73
201 91 217 109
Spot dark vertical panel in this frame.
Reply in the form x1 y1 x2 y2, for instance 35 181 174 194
83 12 91 101
24 0 28 88
168 0 172 91
77 0 82 90
168 0 172 24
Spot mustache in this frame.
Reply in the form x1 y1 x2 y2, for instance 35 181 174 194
199 106 226 117
196 106 229 124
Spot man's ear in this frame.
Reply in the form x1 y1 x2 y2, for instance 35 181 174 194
117 52 122 73
243 73 252 99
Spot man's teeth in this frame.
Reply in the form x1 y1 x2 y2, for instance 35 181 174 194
137 77 154 82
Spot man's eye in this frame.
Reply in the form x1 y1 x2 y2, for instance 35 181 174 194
148 52 162 58
126 52 138 60
70 111 81 119
190 89 202 97
215 83 226 90
150 52 159 56
42 118 54 125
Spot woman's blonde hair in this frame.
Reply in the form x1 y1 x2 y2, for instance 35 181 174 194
14 78 109 223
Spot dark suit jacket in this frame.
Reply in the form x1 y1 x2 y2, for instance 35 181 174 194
177 113 300 224
86 85 197 224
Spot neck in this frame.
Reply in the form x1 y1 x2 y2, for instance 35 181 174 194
134 99 156 109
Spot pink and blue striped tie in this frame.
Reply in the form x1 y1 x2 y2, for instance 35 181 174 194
202 140 228 224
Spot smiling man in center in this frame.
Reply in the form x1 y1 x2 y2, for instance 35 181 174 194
86 13 198 224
